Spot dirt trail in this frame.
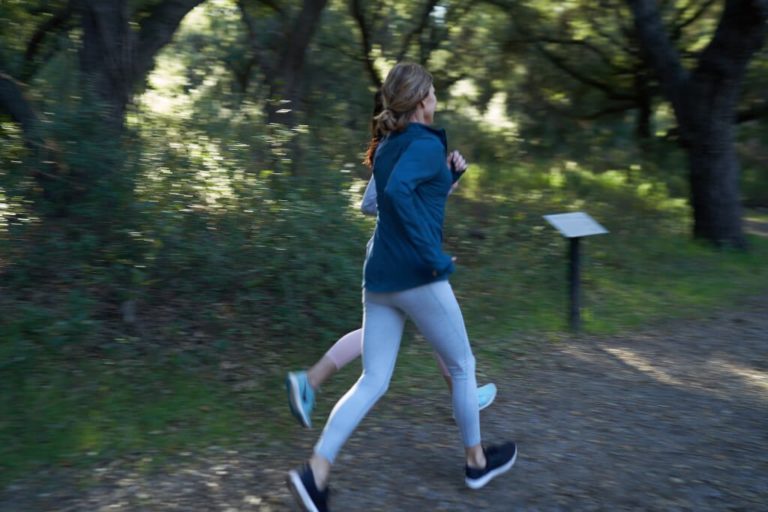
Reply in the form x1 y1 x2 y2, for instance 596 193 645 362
2 296 766 511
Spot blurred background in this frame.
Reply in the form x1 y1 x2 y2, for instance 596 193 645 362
1 0 767 487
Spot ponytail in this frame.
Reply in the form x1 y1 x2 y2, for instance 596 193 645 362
376 63 433 137
374 108 410 136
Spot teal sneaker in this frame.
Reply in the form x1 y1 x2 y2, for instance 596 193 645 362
454 383 498 420
286 371 315 428
477 383 497 411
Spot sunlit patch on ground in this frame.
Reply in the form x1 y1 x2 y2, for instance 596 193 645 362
601 346 685 387
744 218 768 237
711 360 768 396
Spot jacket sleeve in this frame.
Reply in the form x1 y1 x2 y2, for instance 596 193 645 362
451 167 466 184
360 177 378 216
448 167 466 196
383 138 453 274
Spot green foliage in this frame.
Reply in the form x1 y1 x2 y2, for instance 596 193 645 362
132 174 370 339
445 166 768 351
0 345 247 482
743 167 768 207
444 160 692 337
739 52 768 197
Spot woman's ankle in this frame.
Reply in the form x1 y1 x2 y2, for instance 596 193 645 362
465 445 486 469
309 454 331 490
308 357 337 390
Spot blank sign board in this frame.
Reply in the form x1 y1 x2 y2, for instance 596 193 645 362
543 212 608 238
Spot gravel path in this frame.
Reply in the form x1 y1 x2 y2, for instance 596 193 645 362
2 296 766 512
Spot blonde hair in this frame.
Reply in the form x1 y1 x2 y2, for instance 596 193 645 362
375 62 433 136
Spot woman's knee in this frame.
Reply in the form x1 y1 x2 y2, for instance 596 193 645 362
358 372 391 400
447 353 476 379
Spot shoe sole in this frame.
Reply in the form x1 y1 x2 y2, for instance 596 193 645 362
287 470 319 512
287 374 311 428
465 447 517 490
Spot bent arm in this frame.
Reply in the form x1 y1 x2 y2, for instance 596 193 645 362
383 139 453 274
360 177 378 216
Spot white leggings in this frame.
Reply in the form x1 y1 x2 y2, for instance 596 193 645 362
314 280 480 463
323 328 451 378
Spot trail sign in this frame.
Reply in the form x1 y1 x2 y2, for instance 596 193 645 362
543 212 608 332
543 212 608 239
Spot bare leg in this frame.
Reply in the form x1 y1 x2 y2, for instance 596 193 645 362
466 444 487 469
286 329 364 429
308 329 364 390
309 453 332 490
443 374 452 391
307 356 337 391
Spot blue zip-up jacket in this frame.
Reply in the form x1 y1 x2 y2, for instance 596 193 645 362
363 122 462 292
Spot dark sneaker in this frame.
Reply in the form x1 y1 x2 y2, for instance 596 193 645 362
465 441 517 489
287 464 330 512
286 371 315 428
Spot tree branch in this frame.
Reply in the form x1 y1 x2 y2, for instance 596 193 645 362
578 102 639 120
396 0 439 62
624 0 689 115
524 76 635 120
276 0 329 77
133 0 206 87
349 0 382 89
22 0 76 81
534 43 634 101
535 37 632 74
478 0 514 9
237 0 277 80
693 0 768 79
583 3 639 57
0 71 70 189
255 0 287 18
0 72 40 141
736 102 768 123
672 0 718 41
315 39 361 63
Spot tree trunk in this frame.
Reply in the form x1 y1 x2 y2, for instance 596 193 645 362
681 0 767 248
0 1 203 219
626 0 768 248
79 0 133 132
684 66 746 247
634 69 652 141
349 0 383 90
79 0 206 131
259 0 329 176
687 111 744 246
266 0 329 126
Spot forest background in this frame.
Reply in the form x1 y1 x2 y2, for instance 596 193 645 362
1 0 767 485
